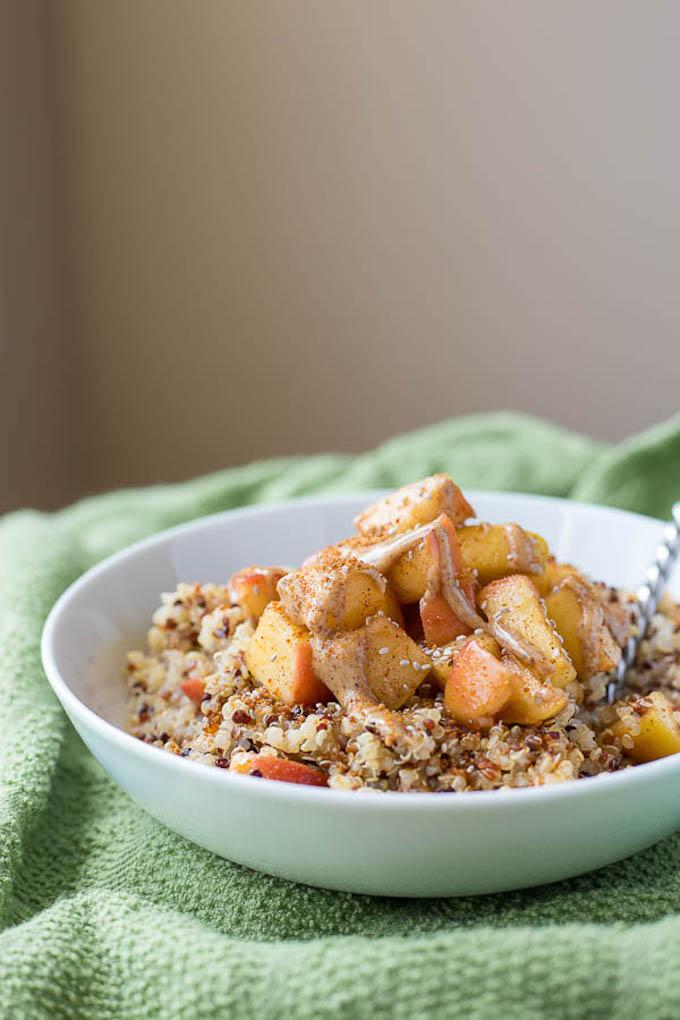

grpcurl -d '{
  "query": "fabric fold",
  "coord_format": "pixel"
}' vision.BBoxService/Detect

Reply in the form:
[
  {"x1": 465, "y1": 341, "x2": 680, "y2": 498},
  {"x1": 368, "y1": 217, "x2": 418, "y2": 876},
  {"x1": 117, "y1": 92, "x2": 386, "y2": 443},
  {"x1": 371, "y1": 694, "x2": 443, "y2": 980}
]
[{"x1": 2, "y1": 411, "x2": 680, "y2": 1020}]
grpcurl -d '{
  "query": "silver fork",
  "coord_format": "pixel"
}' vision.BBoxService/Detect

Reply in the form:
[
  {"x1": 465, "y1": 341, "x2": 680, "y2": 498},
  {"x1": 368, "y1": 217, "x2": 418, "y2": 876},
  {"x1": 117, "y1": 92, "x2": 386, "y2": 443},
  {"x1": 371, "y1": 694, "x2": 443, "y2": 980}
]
[{"x1": 607, "y1": 501, "x2": 680, "y2": 704}]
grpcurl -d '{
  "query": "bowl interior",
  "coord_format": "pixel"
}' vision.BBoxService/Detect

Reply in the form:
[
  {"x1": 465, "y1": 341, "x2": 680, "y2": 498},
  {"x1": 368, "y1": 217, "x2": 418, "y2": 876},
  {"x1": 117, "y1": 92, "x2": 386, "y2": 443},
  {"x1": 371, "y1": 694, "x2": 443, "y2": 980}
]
[{"x1": 45, "y1": 492, "x2": 678, "y2": 733}]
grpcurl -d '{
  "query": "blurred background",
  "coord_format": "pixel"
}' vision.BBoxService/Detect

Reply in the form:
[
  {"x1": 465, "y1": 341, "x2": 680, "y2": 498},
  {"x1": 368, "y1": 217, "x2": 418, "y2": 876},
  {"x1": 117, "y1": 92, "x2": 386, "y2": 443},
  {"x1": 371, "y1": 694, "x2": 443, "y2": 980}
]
[{"x1": 3, "y1": 0, "x2": 680, "y2": 512}]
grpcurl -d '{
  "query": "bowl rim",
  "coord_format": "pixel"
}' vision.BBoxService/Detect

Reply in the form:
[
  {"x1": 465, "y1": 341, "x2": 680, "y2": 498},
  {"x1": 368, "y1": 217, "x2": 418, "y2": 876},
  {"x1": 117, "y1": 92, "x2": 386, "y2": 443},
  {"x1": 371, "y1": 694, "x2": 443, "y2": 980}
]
[{"x1": 41, "y1": 488, "x2": 680, "y2": 813}]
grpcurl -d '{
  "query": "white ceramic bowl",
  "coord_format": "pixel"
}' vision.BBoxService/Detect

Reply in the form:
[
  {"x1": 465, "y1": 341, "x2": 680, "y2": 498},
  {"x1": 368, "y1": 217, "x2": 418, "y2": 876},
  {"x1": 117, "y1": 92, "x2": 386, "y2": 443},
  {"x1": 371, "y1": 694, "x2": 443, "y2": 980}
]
[{"x1": 42, "y1": 492, "x2": 680, "y2": 897}]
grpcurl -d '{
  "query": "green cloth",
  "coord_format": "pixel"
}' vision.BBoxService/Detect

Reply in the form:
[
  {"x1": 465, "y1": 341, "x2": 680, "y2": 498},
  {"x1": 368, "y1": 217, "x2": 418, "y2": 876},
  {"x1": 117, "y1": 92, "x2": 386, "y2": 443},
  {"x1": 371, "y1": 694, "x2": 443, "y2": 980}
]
[{"x1": 2, "y1": 410, "x2": 680, "y2": 1020}]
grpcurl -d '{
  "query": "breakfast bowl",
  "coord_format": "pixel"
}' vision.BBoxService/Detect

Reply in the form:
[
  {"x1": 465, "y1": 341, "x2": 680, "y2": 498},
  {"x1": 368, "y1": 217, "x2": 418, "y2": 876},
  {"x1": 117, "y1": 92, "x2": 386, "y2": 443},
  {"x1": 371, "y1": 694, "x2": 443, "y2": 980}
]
[{"x1": 41, "y1": 491, "x2": 680, "y2": 897}]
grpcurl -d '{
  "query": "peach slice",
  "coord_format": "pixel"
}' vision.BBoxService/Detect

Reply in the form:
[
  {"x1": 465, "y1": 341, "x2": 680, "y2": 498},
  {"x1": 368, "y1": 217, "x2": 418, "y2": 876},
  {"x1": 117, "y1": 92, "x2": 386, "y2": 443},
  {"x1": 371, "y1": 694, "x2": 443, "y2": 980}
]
[
  {"x1": 389, "y1": 516, "x2": 465, "y2": 603},
  {"x1": 355, "y1": 474, "x2": 474, "y2": 540},
  {"x1": 425, "y1": 637, "x2": 468, "y2": 690},
  {"x1": 420, "y1": 590, "x2": 474, "y2": 646},
  {"x1": 444, "y1": 635, "x2": 514, "y2": 728},
  {"x1": 277, "y1": 551, "x2": 402, "y2": 633},
  {"x1": 532, "y1": 558, "x2": 580, "y2": 597},
  {"x1": 479, "y1": 575, "x2": 577, "y2": 689},
  {"x1": 610, "y1": 691, "x2": 680, "y2": 763},
  {"x1": 456, "y1": 524, "x2": 549, "y2": 587},
  {"x1": 384, "y1": 515, "x2": 477, "y2": 645},
  {"x1": 499, "y1": 655, "x2": 568, "y2": 725},
  {"x1": 180, "y1": 677, "x2": 206, "y2": 709},
  {"x1": 363, "y1": 615, "x2": 431, "y2": 709},
  {"x1": 245, "y1": 602, "x2": 331, "y2": 705},
  {"x1": 545, "y1": 574, "x2": 620, "y2": 680},
  {"x1": 419, "y1": 519, "x2": 478, "y2": 645},
  {"x1": 231, "y1": 755, "x2": 328, "y2": 786},
  {"x1": 228, "y1": 565, "x2": 288, "y2": 621}
]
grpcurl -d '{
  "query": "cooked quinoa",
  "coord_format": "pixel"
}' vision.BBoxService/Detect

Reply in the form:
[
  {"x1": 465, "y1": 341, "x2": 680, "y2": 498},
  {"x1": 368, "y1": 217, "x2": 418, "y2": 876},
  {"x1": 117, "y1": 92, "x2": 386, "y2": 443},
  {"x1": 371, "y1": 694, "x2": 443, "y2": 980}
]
[{"x1": 126, "y1": 581, "x2": 680, "y2": 792}]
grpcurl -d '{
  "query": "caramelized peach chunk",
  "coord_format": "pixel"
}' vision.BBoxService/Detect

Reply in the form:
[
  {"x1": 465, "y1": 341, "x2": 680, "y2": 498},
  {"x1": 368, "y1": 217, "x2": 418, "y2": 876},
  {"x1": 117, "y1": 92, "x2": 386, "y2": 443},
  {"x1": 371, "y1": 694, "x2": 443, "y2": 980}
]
[
  {"x1": 389, "y1": 516, "x2": 468, "y2": 603},
  {"x1": 479, "y1": 575, "x2": 577, "y2": 689},
  {"x1": 180, "y1": 677, "x2": 206, "y2": 709},
  {"x1": 444, "y1": 635, "x2": 514, "y2": 729},
  {"x1": 245, "y1": 603, "x2": 331, "y2": 705},
  {"x1": 532, "y1": 558, "x2": 580, "y2": 597},
  {"x1": 545, "y1": 574, "x2": 620, "y2": 680},
  {"x1": 228, "y1": 565, "x2": 288, "y2": 621},
  {"x1": 456, "y1": 524, "x2": 549, "y2": 586},
  {"x1": 610, "y1": 692, "x2": 680, "y2": 763},
  {"x1": 231, "y1": 754, "x2": 328, "y2": 786},
  {"x1": 277, "y1": 551, "x2": 401, "y2": 633},
  {"x1": 443, "y1": 634, "x2": 568, "y2": 728},
  {"x1": 420, "y1": 592, "x2": 472, "y2": 647},
  {"x1": 389, "y1": 539, "x2": 432, "y2": 604},
  {"x1": 363, "y1": 615, "x2": 431, "y2": 709},
  {"x1": 425, "y1": 637, "x2": 468, "y2": 690},
  {"x1": 355, "y1": 474, "x2": 474, "y2": 540},
  {"x1": 499, "y1": 654, "x2": 568, "y2": 725},
  {"x1": 383, "y1": 516, "x2": 478, "y2": 644}
]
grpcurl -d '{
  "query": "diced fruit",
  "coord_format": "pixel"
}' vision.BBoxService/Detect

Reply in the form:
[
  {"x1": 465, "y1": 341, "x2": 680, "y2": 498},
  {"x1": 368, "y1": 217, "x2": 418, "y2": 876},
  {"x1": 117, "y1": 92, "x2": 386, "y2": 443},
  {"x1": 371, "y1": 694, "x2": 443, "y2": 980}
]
[
  {"x1": 389, "y1": 516, "x2": 465, "y2": 604},
  {"x1": 389, "y1": 539, "x2": 431, "y2": 604},
  {"x1": 425, "y1": 637, "x2": 468, "y2": 690},
  {"x1": 456, "y1": 524, "x2": 549, "y2": 586},
  {"x1": 545, "y1": 574, "x2": 621, "y2": 680},
  {"x1": 443, "y1": 634, "x2": 568, "y2": 728},
  {"x1": 363, "y1": 615, "x2": 431, "y2": 709},
  {"x1": 277, "y1": 551, "x2": 402, "y2": 633},
  {"x1": 444, "y1": 635, "x2": 513, "y2": 728},
  {"x1": 479, "y1": 575, "x2": 577, "y2": 689},
  {"x1": 384, "y1": 515, "x2": 477, "y2": 644},
  {"x1": 420, "y1": 593, "x2": 468, "y2": 646},
  {"x1": 228, "y1": 565, "x2": 288, "y2": 621},
  {"x1": 533, "y1": 558, "x2": 580, "y2": 597},
  {"x1": 355, "y1": 474, "x2": 474, "y2": 540},
  {"x1": 231, "y1": 754, "x2": 328, "y2": 786},
  {"x1": 499, "y1": 654, "x2": 568, "y2": 724},
  {"x1": 610, "y1": 692, "x2": 680, "y2": 763},
  {"x1": 245, "y1": 603, "x2": 331, "y2": 705},
  {"x1": 180, "y1": 677, "x2": 206, "y2": 708}
]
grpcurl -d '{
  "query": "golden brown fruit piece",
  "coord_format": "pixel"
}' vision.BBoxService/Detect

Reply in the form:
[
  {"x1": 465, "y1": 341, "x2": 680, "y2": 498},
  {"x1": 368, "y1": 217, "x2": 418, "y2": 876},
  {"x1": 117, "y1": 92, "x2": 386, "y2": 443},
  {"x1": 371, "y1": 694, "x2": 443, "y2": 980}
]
[
  {"x1": 388, "y1": 516, "x2": 472, "y2": 604},
  {"x1": 479, "y1": 575, "x2": 577, "y2": 689},
  {"x1": 420, "y1": 589, "x2": 475, "y2": 647},
  {"x1": 376, "y1": 515, "x2": 479, "y2": 644},
  {"x1": 354, "y1": 474, "x2": 474, "y2": 540},
  {"x1": 231, "y1": 755, "x2": 328, "y2": 786},
  {"x1": 456, "y1": 524, "x2": 549, "y2": 586},
  {"x1": 545, "y1": 574, "x2": 621, "y2": 680},
  {"x1": 420, "y1": 520, "x2": 479, "y2": 645},
  {"x1": 425, "y1": 636, "x2": 468, "y2": 690},
  {"x1": 444, "y1": 635, "x2": 513, "y2": 728},
  {"x1": 443, "y1": 634, "x2": 567, "y2": 728},
  {"x1": 532, "y1": 558, "x2": 580, "y2": 597},
  {"x1": 362, "y1": 615, "x2": 432, "y2": 709},
  {"x1": 610, "y1": 691, "x2": 680, "y2": 763},
  {"x1": 388, "y1": 538, "x2": 433, "y2": 604},
  {"x1": 228, "y1": 565, "x2": 288, "y2": 621},
  {"x1": 499, "y1": 653, "x2": 569, "y2": 725},
  {"x1": 180, "y1": 677, "x2": 206, "y2": 709},
  {"x1": 245, "y1": 602, "x2": 331, "y2": 705},
  {"x1": 277, "y1": 550, "x2": 402, "y2": 633}
]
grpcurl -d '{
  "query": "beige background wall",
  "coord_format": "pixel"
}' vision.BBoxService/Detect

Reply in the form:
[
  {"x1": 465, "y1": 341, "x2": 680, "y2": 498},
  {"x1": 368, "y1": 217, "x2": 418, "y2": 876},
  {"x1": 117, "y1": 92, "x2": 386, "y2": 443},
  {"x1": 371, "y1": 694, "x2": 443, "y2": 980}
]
[{"x1": 4, "y1": 0, "x2": 680, "y2": 511}]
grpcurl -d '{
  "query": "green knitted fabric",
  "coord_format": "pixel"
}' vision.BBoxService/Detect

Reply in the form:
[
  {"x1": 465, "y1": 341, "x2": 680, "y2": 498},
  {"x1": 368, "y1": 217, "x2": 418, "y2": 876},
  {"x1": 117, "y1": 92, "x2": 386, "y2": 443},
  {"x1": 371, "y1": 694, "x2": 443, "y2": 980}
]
[{"x1": 2, "y1": 411, "x2": 680, "y2": 1020}]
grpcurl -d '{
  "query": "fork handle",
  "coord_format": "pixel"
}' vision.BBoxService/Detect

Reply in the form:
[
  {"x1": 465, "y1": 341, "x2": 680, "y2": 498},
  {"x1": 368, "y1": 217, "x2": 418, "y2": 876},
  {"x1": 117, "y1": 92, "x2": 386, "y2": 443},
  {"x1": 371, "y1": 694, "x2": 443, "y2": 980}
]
[{"x1": 607, "y1": 502, "x2": 680, "y2": 704}]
